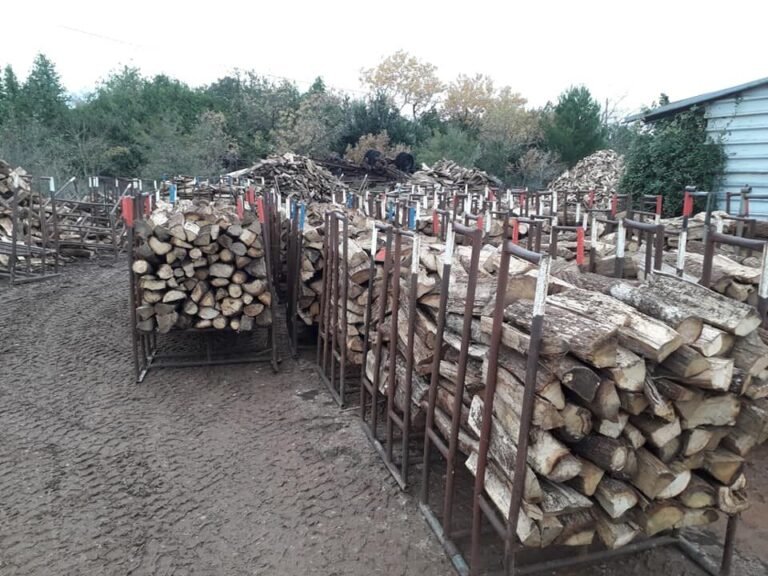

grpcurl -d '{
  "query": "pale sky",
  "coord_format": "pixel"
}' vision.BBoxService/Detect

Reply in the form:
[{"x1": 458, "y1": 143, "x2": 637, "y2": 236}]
[{"x1": 3, "y1": 0, "x2": 766, "y2": 116}]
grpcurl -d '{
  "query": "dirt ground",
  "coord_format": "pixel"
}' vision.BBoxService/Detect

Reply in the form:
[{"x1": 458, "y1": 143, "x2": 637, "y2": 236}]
[{"x1": 1, "y1": 260, "x2": 767, "y2": 576}]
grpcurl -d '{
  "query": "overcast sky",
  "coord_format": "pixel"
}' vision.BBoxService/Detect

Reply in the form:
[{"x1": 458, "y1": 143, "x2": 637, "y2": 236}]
[{"x1": 3, "y1": 0, "x2": 765, "y2": 115}]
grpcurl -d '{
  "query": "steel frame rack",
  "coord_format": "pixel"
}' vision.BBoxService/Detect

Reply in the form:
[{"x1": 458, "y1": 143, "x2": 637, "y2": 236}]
[{"x1": 127, "y1": 190, "x2": 279, "y2": 383}]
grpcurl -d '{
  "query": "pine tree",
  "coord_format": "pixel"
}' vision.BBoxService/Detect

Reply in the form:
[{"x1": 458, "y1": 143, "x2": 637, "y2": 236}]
[
  {"x1": 21, "y1": 53, "x2": 68, "y2": 125},
  {"x1": 543, "y1": 86, "x2": 605, "y2": 167}
]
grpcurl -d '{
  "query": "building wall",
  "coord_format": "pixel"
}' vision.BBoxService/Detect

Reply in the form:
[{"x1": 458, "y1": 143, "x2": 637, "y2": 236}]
[{"x1": 706, "y1": 84, "x2": 768, "y2": 217}]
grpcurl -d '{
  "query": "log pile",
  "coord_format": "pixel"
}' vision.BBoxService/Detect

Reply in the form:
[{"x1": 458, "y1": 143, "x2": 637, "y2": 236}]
[
  {"x1": 411, "y1": 159, "x2": 501, "y2": 192},
  {"x1": 296, "y1": 204, "x2": 409, "y2": 365},
  {"x1": 230, "y1": 153, "x2": 347, "y2": 201},
  {"x1": 347, "y1": 221, "x2": 767, "y2": 549},
  {"x1": 165, "y1": 176, "x2": 241, "y2": 200},
  {"x1": 0, "y1": 160, "x2": 55, "y2": 272},
  {"x1": 295, "y1": 204, "x2": 331, "y2": 327},
  {"x1": 465, "y1": 269, "x2": 766, "y2": 548},
  {"x1": 316, "y1": 156, "x2": 409, "y2": 189},
  {"x1": 550, "y1": 150, "x2": 625, "y2": 205},
  {"x1": 131, "y1": 199, "x2": 272, "y2": 333}
]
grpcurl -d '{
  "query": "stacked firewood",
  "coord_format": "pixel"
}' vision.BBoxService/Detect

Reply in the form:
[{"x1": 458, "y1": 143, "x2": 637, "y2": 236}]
[
  {"x1": 550, "y1": 150, "x2": 625, "y2": 205},
  {"x1": 354, "y1": 226, "x2": 767, "y2": 549},
  {"x1": 231, "y1": 153, "x2": 347, "y2": 201},
  {"x1": 295, "y1": 204, "x2": 386, "y2": 364},
  {"x1": 0, "y1": 161, "x2": 55, "y2": 271},
  {"x1": 315, "y1": 156, "x2": 410, "y2": 189},
  {"x1": 131, "y1": 200, "x2": 272, "y2": 333},
  {"x1": 411, "y1": 159, "x2": 501, "y2": 192},
  {"x1": 295, "y1": 204, "x2": 328, "y2": 326},
  {"x1": 165, "y1": 176, "x2": 248, "y2": 201}
]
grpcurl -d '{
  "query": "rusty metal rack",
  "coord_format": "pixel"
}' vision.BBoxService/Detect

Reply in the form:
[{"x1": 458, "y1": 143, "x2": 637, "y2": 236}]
[
  {"x1": 127, "y1": 190, "x2": 279, "y2": 384},
  {"x1": 412, "y1": 236, "x2": 741, "y2": 576},
  {"x1": 50, "y1": 177, "x2": 128, "y2": 261},
  {"x1": 316, "y1": 209, "x2": 359, "y2": 407},
  {"x1": 630, "y1": 194, "x2": 663, "y2": 223},
  {"x1": 359, "y1": 222, "x2": 424, "y2": 488},
  {"x1": 419, "y1": 221, "x2": 482, "y2": 573},
  {"x1": 701, "y1": 231, "x2": 768, "y2": 322},
  {"x1": 723, "y1": 185, "x2": 768, "y2": 221},
  {"x1": 623, "y1": 217, "x2": 665, "y2": 278},
  {"x1": 559, "y1": 190, "x2": 594, "y2": 228},
  {"x1": 511, "y1": 218, "x2": 544, "y2": 253},
  {"x1": 0, "y1": 175, "x2": 60, "y2": 285},
  {"x1": 549, "y1": 224, "x2": 586, "y2": 266},
  {"x1": 285, "y1": 199, "x2": 313, "y2": 357}
]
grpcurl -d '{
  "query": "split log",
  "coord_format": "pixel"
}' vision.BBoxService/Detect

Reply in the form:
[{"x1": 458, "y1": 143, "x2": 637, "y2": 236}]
[
  {"x1": 645, "y1": 274, "x2": 761, "y2": 337},
  {"x1": 691, "y1": 325, "x2": 734, "y2": 357},
  {"x1": 567, "y1": 457, "x2": 604, "y2": 497},
  {"x1": 629, "y1": 414, "x2": 681, "y2": 448},
  {"x1": 548, "y1": 288, "x2": 682, "y2": 363},
  {"x1": 502, "y1": 299, "x2": 618, "y2": 368},
  {"x1": 465, "y1": 452, "x2": 542, "y2": 546},
  {"x1": 595, "y1": 477, "x2": 638, "y2": 519},
  {"x1": 675, "y1": 392, "x2": 741, "y2": 429},
  {"x1": 732, "y1": 330, "x2": 768, "y2": 376},
  {"x1": 703, "y1": 449, "x2": 744, "y2": 485},
  {"x1": 606, "y1": 347, "x2": 645, "y2": 392},
  {"x1": 571, "y1": 436, "x2": 630, "y2": 474},
  {"x1": 618, "y1": 390, "x2": 649, "y2": 416},
  {"x1": 678, "y1": 474, "x2": 716, "y2": 509},
  {"x1": 631, "y1": 497, "x2": 683, "y2": 536},
  {"x1": 469, "y1": 396, "x2": 580, "y2": 483},
  {"x1": 607, "y1": 282, "x2": 703, "y2": 343},
  {"x1": 593, "y1": 509, "x2": 640, "y2": 549},
  {"x1": 631, "y1": 448, "x2": 675, "y2": 499}
]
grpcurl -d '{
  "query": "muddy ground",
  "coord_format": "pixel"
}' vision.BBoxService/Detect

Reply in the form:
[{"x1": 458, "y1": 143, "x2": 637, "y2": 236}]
[{"x1": 1, "y1": 260, "x2": 766, "y2": 575}]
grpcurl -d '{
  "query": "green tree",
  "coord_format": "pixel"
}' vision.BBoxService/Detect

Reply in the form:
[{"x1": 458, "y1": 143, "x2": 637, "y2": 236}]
[
  {"x1": 543, "y1": 86, "x2": 605, "y2": 166},
  {"x1": 621, "y1": 108, "x2": 726, "y2": 216},
  {"x1": 337, "y1": 93, "x2": 418, "y2": 153},
  {"x1": 20, "y1": 54, "x2": 68, "y2": 126},
  {"x1": 3, "y1": 65, "x2": 21, "y2": 117},
  {"x1": 416, "y1": 125, "x2": 481, "y2": 167},
  {"x1": 205, "y1": 71, "x2": 301, "y2": 161},
  {"x1": 273, "y1": 90, "x2": 346, "y2": 157},
  {"x1": 0, "y1": 72, "x2": 6, "y2": 124}
]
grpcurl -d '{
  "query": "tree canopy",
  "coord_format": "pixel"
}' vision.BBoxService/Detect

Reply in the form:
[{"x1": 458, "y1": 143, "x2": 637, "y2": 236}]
[
  {"x1": 620, "y1": 107, "x2": 726, "y2": 216},
  {"x1": 0, "y1": 51, "x2": 641, "y2": 190},
  {"x1": 542, "y1": 86, "x2": 605, "y2": 167}
]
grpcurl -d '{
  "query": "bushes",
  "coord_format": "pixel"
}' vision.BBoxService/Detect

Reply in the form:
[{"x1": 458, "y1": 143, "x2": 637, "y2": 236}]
[{"x1": 620, "y1": 109, "x2": 726, "y2": 217}]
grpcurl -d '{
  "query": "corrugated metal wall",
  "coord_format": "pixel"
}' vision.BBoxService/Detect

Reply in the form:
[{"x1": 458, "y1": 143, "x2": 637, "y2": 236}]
[{"x1": 706, "y1": 84, "x2": 768, "y2": 217}]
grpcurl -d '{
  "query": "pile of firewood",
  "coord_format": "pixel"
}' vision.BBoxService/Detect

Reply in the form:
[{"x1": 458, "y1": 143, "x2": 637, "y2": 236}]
[
  {"x1": 230, "y1": 153, "x2": 347, "y2": 201},
  {"x1": 131, "y1": 200, "x2": 272, "y2": 333},
  {"x1": 165, "y1": 176, "x2": 248, "y2": 201},
  {"x1": 295, "y1": 204, "x2": 384, "y2": 364},
  {"x1": 411, "y1": 159, "x2": 501, "y2": 192},
  {"x1": 550, "y1": 150, "x2": 625, "y2": 205},
  {"x1": 294, "y1": 204, "x2": 328, "y2": 326},
  {"x1": 316, "y1": 156, "x2": 410, "y2": 188},
  {"x1": 0, "y1": 161, "x2": 54, "y2": 272},
  {"x1": 351, "y1": 223, "x2": 767, "y2": 549}
]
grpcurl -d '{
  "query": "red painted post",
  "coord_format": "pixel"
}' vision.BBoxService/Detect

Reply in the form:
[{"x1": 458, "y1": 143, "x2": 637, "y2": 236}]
[
  {"x1": 121, "y1": 196, "x2": 134, "y2": 227},
  {"x1": 683, "y1": 192, "x2": 694, "y2": 217},
  {"x1": 576, "y1": 227, "x2": 585, "y2": 265},
  {"x1": 257, "y1": 197, "x2": 265, "y2": 223}
]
